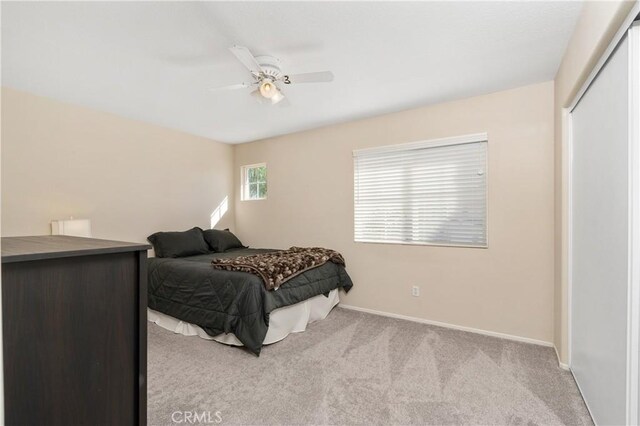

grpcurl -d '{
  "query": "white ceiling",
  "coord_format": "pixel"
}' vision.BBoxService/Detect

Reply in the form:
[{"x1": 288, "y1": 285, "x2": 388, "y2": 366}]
[{"x1": 2, "y1": 1, "x2": 582, "y2": 144}]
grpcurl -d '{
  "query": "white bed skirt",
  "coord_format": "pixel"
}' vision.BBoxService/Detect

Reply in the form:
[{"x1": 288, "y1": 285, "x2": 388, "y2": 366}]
[{"x1": 148, "y1": 289, "x2": 340, "y2": 346}]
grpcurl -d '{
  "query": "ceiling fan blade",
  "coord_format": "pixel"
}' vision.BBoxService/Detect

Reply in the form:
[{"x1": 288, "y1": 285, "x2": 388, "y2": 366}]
[
  {"x1": 210, "y1": 82, "x2": 253, "y2": 92},
  {"x1": 285, "y1": 71, "x2": 334, "y2": 84},
  {"x1": 229, "y1": 45, "x2": 263, "y2": 75}
]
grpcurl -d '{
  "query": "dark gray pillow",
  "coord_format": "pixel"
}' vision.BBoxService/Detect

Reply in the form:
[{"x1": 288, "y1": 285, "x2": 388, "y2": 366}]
[
  {"x1": 147, "y1": 227, "x2": 209, "y2": 258},
  {"x1": 202, "y1": 228, "x2": 246, "y2": 252}
]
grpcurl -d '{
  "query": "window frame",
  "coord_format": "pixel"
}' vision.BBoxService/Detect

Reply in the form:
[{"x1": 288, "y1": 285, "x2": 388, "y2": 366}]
[
  {"x1": 241, "y1": 162, "x2": 268, "y2": 201},
  {"x1": 352, "y1": 133, "x2": 489, "y2": 249}
]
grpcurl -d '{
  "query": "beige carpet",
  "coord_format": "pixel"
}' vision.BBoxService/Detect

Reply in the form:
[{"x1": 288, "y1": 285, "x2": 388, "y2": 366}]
[{"x1": 148, "y1": 307, "x2": 592, "y2": 425}]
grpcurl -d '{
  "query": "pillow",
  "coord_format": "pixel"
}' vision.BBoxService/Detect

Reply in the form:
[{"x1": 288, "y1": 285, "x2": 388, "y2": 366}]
[
  {"x1": 147, "y1": 227, "x2": 210, "y2": 258},
  {"x1": 202, "y1": 228, "x2": 246, "y2": 252}
]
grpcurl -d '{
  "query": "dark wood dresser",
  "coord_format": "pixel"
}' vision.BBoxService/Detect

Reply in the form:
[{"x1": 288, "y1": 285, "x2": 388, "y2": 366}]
[{"x1": 1, "y1": 236, "x2": 151, "y2": 426}]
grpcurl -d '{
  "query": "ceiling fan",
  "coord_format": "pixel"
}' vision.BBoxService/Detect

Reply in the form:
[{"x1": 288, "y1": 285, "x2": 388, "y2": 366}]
[{"x1": 212, "y1": 45, "x2": 334, "y2": 105}]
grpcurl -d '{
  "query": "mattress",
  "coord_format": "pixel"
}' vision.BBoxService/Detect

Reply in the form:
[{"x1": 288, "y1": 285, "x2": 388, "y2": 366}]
[{"x1": 148, "y1": 288, "x2": 339, "y2": 346}]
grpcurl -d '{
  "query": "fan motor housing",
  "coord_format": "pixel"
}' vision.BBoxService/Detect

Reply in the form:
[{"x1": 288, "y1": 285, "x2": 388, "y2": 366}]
[{"x1": 255, "y1": 55, "x2": 283, "y2": 80}]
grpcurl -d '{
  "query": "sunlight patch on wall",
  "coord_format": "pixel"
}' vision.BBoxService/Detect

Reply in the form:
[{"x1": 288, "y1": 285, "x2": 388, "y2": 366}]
[{"x1": 210, "y1": 196, "x2": 229, "y2": 228}]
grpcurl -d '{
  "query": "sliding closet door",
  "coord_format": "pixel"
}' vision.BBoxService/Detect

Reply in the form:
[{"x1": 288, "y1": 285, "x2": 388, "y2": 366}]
[{"x1": 570, "y1": 33, "x2": 631, "y2": 425}]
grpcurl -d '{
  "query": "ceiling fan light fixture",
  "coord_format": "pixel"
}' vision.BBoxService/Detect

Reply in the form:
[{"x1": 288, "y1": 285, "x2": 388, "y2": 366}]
[
  {"x1": 271, "y1": 89, "x2": 285, "y2": 105},
  {"x1": 222, "y1": 45, "x2": 335, "y2": 107},
  {"x1": 259, "y1": 79, "x2": 277, "y2": 98}
]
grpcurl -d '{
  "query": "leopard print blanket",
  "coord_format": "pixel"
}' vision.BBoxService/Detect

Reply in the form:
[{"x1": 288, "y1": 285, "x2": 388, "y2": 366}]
[{"x1": 211, "y1": 246, "x2": 346, "y2": 290}]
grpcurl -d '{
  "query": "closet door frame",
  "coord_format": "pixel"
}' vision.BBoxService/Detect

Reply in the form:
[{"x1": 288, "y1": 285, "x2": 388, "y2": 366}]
[
  {"x1": 629, "y1": 21, "x2": 640, "y2": 426},
  {"x1": 567, "y1": 16, "x2": 640, "y2": 426}
]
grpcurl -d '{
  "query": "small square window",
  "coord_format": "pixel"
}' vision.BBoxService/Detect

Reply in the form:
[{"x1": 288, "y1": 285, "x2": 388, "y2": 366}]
[{"x1": 241, "y1": 163, "x2": 267, "y2": 201}]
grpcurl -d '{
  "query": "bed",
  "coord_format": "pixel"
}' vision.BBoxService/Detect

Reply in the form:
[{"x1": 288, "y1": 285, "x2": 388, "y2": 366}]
[{"x1": 147, "y1": 248, "x2": 353, "y2": 355}]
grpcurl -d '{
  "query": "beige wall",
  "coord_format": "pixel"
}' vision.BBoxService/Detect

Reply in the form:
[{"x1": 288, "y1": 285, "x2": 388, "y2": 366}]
[
  {"x1": 1, "y1": 87, "x2": 235, "y2": 244},
  {"x1": 235, "y1": 81, "x2": 555, "y2": 343},
  {"x1": 553, "y1": 0, "x2": 637, "y2": 363}
]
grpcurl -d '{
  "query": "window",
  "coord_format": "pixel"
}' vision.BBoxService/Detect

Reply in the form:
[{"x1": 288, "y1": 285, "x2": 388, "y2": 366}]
[
  {"x1": 353, "y1": 134, "x2": 487, "y2": 247},
  {"x1": 241, "y1": 163, "x2": 267, "y2": 200}
]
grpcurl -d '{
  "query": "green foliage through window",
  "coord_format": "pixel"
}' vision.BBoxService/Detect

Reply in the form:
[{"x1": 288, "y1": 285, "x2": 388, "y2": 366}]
[{"x1": 243, "y1": 164, "x2": 267, "y2": 200}]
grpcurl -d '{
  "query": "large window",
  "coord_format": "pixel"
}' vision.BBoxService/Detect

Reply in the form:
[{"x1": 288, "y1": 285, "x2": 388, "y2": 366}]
[
  {"x1": 353, "y1": 134, "x2": 487, "y2": 247},
  {"x1": 241, "y1": 163, "x2": 267, "y2": 201}
]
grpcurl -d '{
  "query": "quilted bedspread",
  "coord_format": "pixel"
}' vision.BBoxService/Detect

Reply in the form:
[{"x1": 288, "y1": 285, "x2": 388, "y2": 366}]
[{"x1": 147, "y1": 248, "x2": 353, "y2": 355}]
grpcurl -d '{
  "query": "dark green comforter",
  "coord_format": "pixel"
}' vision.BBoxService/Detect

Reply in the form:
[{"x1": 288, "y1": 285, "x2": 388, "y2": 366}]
[{"x1": 148, "y1": 248, "x2": 353, "y2": 355}]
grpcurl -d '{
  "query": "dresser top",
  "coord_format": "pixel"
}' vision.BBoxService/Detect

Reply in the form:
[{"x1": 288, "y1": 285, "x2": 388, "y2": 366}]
[{"x1": 1, "y1": 235, "x2": 151, "y2": 263}]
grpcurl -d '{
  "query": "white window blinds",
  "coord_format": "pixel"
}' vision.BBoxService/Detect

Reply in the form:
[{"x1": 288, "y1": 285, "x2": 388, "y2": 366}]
[{"x1": 353, "y1": 134, "x2": 488, "y2": 247}]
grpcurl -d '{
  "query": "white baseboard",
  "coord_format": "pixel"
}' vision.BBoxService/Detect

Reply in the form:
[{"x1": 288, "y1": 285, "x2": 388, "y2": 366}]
[
  {"x1": 554, "y1": 345, "x2": 571, "y2": 371},
  {"x1": 338, "y1": 303, "x2": 553, "y2": 347}
]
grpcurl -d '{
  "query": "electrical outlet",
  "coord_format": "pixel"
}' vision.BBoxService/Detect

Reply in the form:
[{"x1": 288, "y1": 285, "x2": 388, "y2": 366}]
[{"x1": 412, "y1": 286, "x2": 420, "y2": 297}]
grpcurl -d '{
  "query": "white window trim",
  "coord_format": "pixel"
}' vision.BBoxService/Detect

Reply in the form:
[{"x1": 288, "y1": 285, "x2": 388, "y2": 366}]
[
  {"x1": 353, "y1": 132, "x2": 489, "y2": 249},
  {"x1": 240, "y1": 162, "x2": 267, "y2": 201}
]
